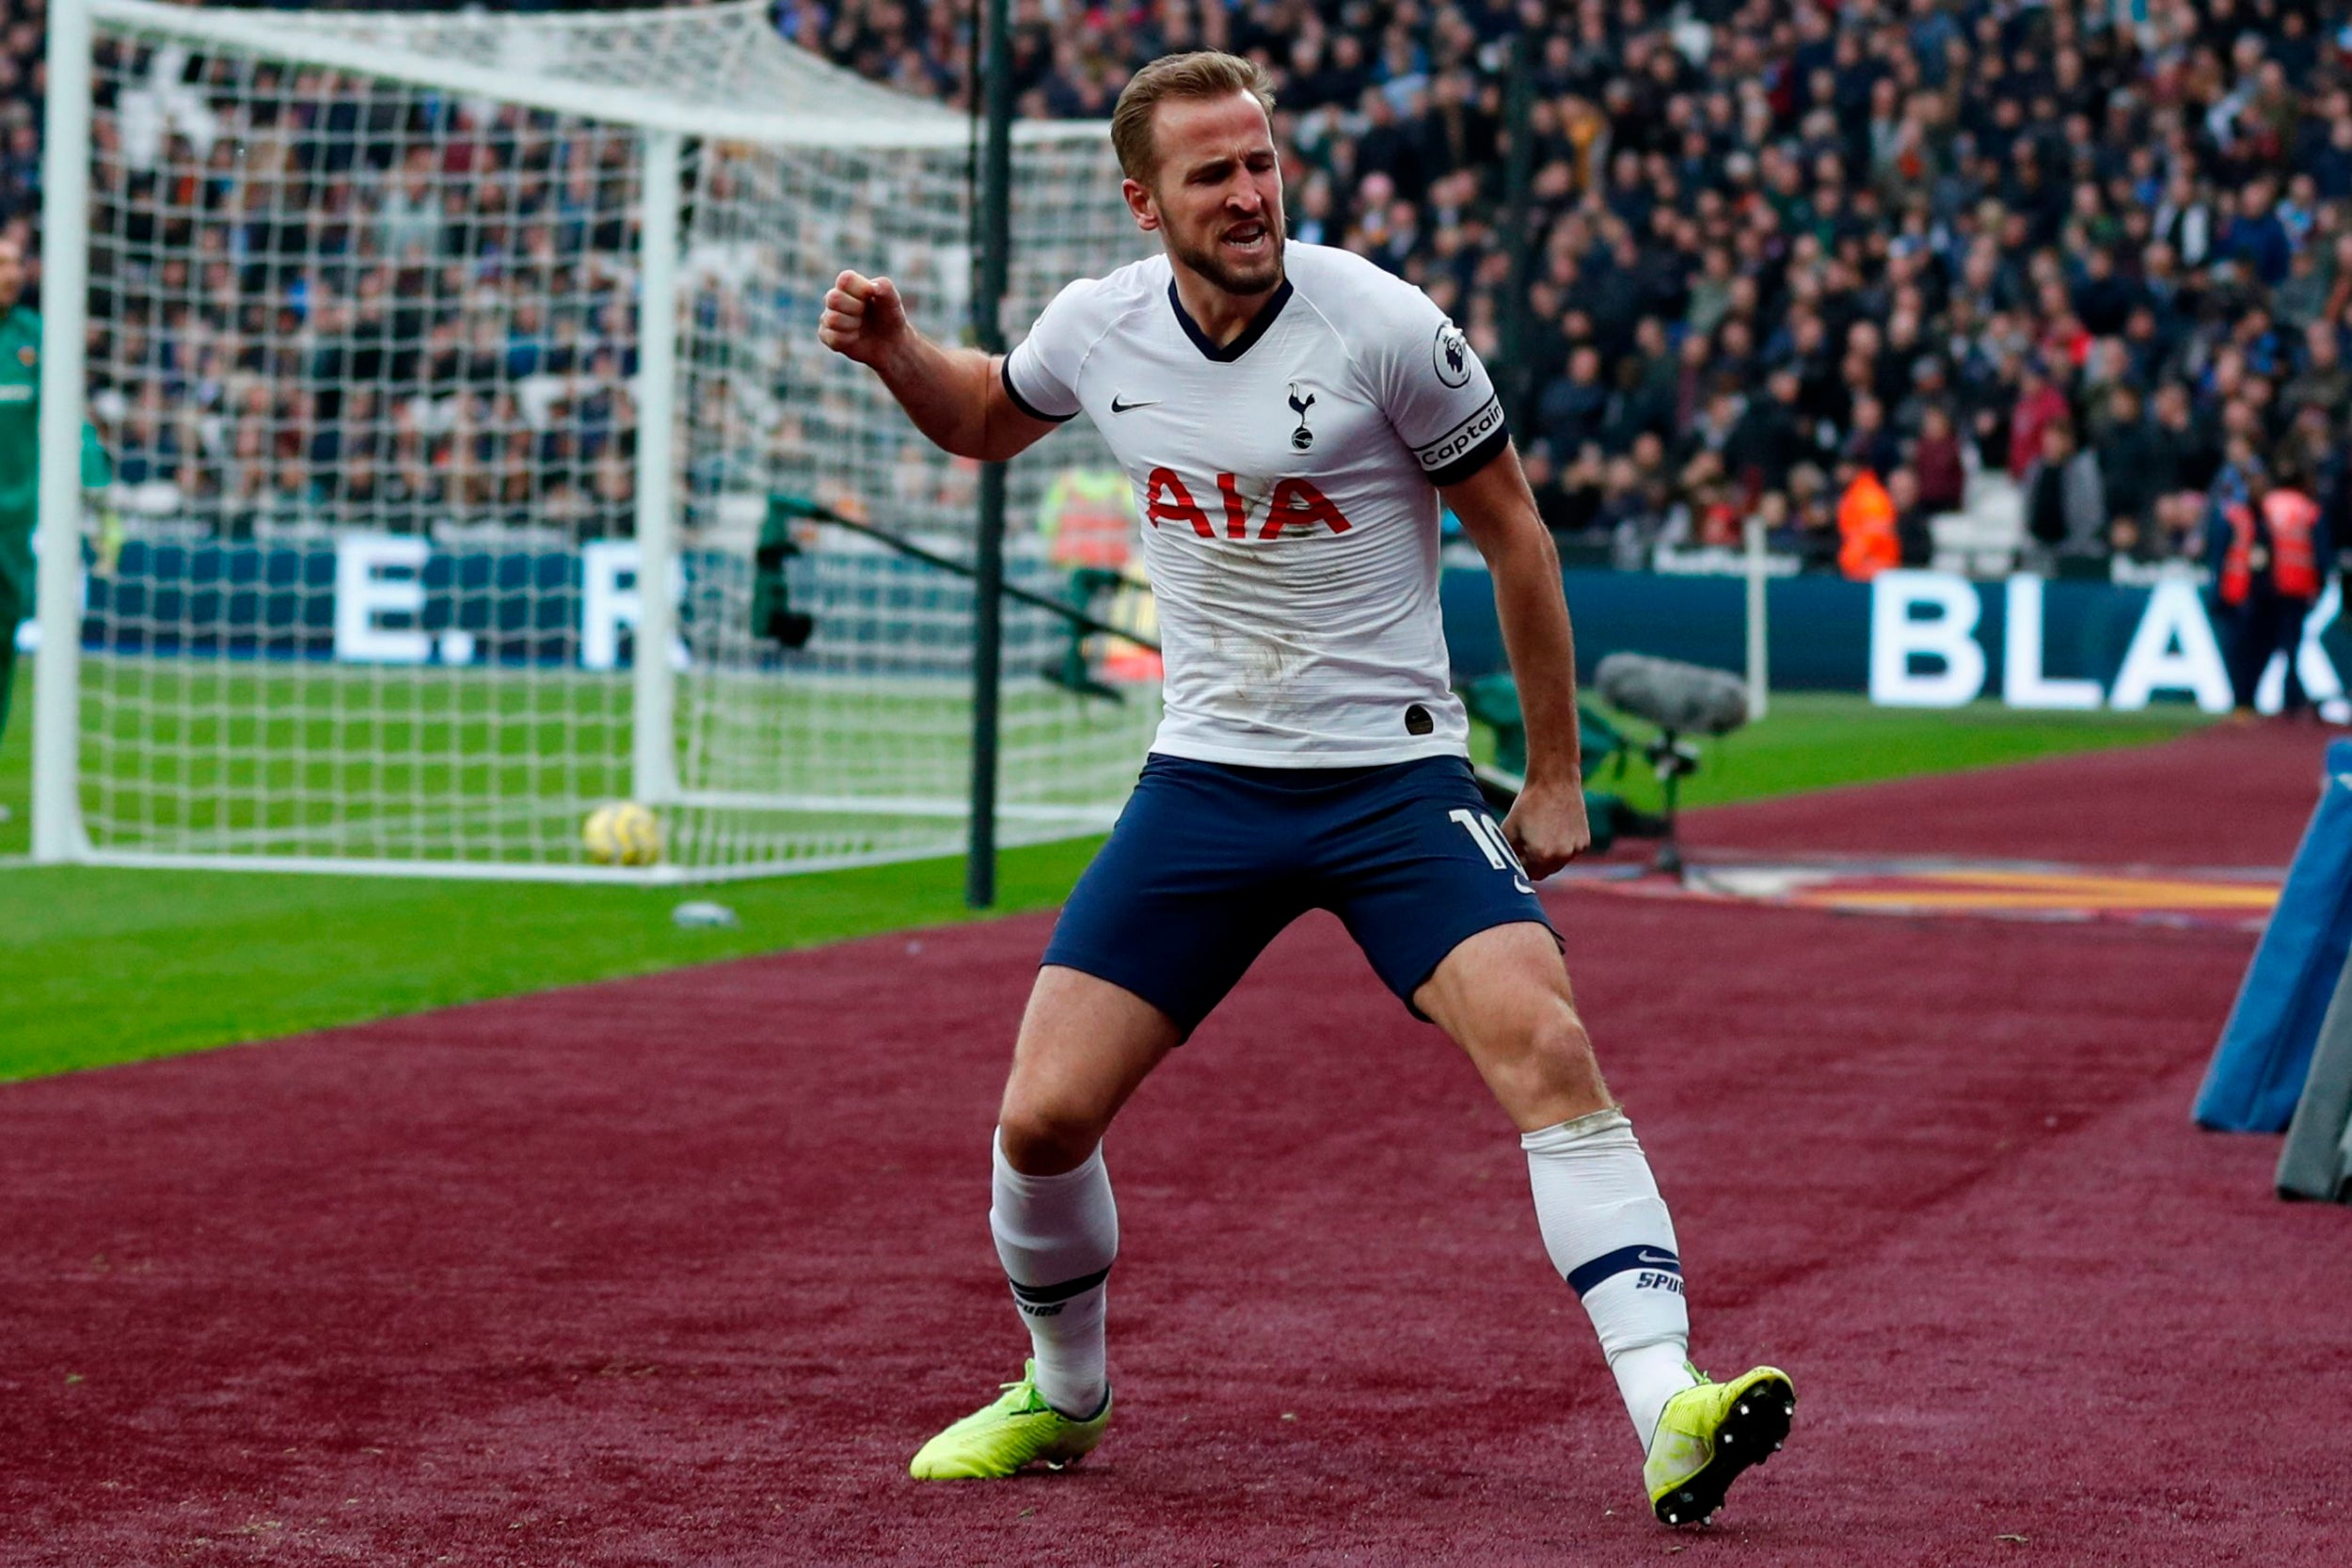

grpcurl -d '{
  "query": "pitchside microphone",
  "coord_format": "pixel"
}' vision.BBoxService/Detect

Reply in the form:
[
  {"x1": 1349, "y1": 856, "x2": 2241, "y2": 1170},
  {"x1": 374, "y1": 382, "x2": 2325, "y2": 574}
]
[
  {"x1": 1593, "y1": 653, "x2": 1750, "y2": 738},
  {"x1": 1592, "y1": 654, "x2": 1748, "y2": 881}
]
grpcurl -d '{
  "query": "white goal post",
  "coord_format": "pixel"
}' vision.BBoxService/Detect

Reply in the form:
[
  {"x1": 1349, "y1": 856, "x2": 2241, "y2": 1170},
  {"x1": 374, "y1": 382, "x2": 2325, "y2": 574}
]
[{"x1": 34, "y1": 0, "x2": 1158, "y2": 881}]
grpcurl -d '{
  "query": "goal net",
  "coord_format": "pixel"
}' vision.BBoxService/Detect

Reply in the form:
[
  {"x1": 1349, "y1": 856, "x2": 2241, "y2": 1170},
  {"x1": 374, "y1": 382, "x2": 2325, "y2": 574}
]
[{"x1": 38, "y1": 0, "x2": 1159, "y2": 880}]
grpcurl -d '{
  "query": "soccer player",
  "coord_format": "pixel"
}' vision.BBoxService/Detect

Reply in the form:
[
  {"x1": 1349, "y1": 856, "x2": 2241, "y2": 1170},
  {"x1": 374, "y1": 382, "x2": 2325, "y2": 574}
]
[
  {"x1": 818, "y1": 53, "x2": 1794, "y2": 1527},
  {"x1": 0, "y1": 231, "x2": 108, "y2": 818}
]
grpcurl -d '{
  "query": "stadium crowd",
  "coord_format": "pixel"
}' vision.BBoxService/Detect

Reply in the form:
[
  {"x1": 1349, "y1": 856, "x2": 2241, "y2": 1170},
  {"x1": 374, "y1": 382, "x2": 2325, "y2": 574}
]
[
  {"x1": 66, "y1": 14, "x2": 656, "y2": 546},
  {"x1": 808, "y1": 0, "x2": 2352, "y2": 595},
  {"x1": 14, "y1": 0, "x2": 2350, "y2": 657}
]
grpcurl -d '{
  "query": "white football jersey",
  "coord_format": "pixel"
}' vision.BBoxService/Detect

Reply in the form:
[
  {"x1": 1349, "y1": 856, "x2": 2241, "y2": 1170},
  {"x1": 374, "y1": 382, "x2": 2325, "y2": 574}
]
[{"x1": 1003, "y1": 243, "x2": 1508, "y2": 767}]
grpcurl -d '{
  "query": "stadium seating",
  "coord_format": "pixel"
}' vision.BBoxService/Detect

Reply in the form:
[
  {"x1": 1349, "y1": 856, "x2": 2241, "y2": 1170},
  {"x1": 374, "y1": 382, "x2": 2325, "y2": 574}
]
[
  {"x1": 812, "y1": 0, "x2": 2352, "y2": 589},
  {"x1": 9, "y1": 0, "x2": 2348, "y2": 599}
]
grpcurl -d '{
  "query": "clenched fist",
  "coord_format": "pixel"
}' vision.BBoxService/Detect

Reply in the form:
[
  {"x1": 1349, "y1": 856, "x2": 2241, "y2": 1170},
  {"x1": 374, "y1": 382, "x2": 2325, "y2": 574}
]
[
  {"x1": 1501, "y1": 776, "x2": 1592, "y2": 881},
  {"x1": 818, "y1": 270, "x2": 909, "y2": 367}
]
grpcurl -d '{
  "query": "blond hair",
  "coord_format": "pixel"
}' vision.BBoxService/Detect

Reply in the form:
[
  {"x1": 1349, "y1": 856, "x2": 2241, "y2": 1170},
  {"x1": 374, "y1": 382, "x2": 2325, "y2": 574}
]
[{"x1": 1110, "y1": 51, "x2": 1277, "y2": 186}]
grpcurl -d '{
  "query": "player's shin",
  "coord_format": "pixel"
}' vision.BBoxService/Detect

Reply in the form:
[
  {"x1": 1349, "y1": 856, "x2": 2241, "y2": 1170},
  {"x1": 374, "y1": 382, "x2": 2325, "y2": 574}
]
[
  {"x1": 989, "y1": 1131, "x2": 1117, "y2": 1418},
  {"x1": 1522, "y1": 1109, "x2": 1699, "y2": 1449}
]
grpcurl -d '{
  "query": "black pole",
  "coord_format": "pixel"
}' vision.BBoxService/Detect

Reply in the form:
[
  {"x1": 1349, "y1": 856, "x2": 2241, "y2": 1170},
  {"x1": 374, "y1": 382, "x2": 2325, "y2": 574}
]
[
  {"x1": 1499, "y1": 27, "x2": 1536, "y2": 436},
  {"x1": 966, "y1": 0, "x2": 1013, "y2": 909}
]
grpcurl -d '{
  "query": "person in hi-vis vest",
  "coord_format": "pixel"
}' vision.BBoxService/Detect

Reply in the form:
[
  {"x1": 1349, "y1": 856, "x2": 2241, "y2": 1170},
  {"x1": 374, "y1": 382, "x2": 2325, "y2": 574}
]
[
  {"x1": 1039, "y1": 466, "x2": 1159, "y2": 682},
  {"x1": 2212, "y1": 458, "x2": 2331, "y2": 714}
]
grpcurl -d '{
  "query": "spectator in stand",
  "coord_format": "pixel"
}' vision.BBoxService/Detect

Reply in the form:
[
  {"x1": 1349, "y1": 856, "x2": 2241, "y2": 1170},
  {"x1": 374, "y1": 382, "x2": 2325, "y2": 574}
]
[
  {"x1": 2020, "y1": 421, "x2": 2106, "y2": 574},
  {"x1": 1890, "y1": 467, "x2": 1936, "y2": 569},
  {"x1": 2094, "y1": 385, "x2": 2164, "y2": 558},
  {"x1": 1724, "y1": 369, "x2": 1817, "y2": 498},
  {"x1": 2007, "y1": 363, "x2": 2073, "y2": 483},
  {"x1": 1537, "y1": 343, "x2": 1611, "y2": 457},
  {"x1": 2287, "y1": 319, "x2": 2352, "y2": 413},
  {"x1": 1841, "y1": 395, "x2": 1901, "y2": 483},
  {"x1": 1911, "y1": 404, "x2": 1968, "y2": 516}
]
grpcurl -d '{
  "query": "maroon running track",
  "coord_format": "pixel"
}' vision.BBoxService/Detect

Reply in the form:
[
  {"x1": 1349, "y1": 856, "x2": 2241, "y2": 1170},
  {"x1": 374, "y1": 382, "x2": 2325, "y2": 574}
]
[{"x1": 4, "y1": 723, "x2": 2348, "y2": 1566}]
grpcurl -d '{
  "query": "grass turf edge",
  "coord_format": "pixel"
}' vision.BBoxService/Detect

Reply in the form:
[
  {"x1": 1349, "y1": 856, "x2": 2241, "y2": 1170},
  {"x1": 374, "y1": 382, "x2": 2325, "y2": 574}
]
[{"x1": 2, "y1": 677, "x2": 2209, "y2": 1083}]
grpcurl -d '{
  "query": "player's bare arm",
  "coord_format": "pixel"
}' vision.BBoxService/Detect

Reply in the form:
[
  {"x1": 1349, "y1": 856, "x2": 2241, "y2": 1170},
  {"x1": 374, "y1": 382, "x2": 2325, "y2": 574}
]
[
  {"x1": 817, "y1": 270, "x2": 1059, "y2": 462},
  {"x1": 1442, "y1": 444, "x2": 1592, "y2": 879}
]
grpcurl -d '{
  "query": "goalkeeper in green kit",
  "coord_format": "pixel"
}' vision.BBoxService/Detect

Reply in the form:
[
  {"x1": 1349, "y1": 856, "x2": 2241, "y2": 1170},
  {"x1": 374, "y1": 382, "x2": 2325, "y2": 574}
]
[{"x1": 0, "y1": 231, "x2": 109, "y2": 816}]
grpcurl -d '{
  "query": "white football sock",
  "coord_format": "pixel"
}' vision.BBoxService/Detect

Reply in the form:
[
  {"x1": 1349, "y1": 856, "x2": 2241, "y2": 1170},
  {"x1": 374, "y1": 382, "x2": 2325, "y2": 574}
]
[
  {"x1": 1522, "y1": 1108, "x2": 1698, "y2": 1449},
  {"x1": 989, "y1": 1130, "x2": 1117, "y2": 1418}
]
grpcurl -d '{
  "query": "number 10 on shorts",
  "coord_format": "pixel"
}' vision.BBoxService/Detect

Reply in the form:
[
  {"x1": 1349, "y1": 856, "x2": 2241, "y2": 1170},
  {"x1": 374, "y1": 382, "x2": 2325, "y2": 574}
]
[{"x1": 1449, "y1": 808, "x2": 1525, "y2": 874}]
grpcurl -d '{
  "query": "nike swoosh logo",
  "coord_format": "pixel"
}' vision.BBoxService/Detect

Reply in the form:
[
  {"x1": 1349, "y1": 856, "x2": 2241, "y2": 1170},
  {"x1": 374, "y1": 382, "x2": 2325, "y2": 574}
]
[
  {"x1": 1109, "y1": 395, "x2": 1161, "y2": 413},
  {"x1": 1635, "y1": 1249, "x2": 1679, "y2": 1268},
  {"x1": 1514, "y1": 877, "x2": 1535, "y2": 895}
]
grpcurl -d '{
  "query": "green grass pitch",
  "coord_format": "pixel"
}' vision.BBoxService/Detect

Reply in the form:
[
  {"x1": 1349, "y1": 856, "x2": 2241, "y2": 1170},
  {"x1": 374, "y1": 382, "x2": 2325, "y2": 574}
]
[
  {"x1": 58, "y1": 652, "x2": 1146, "y2": 867},
  {"x1": 1, "y1": 657, "x2": 2207, "y2": 1083}
]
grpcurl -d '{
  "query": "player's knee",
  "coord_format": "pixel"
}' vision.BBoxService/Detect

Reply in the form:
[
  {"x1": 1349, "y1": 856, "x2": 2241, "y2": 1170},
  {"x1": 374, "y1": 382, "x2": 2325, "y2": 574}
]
[
  {"x1": 1493, "y1": 1001, "x2": 1608, "y2": 1124},
  {"x1": 996, "y1": 1101, "x2": 1106, "y2": 1176},
  {"x1": 1532, "y1": 1003, "x2": 1602, "y2": 1080}
]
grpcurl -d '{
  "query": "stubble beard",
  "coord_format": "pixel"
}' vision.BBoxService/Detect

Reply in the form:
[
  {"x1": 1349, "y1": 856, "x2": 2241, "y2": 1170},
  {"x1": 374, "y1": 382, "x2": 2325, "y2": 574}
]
[{"x1": 1168, "y1": 215, "x2": 1286, "y2": 298}]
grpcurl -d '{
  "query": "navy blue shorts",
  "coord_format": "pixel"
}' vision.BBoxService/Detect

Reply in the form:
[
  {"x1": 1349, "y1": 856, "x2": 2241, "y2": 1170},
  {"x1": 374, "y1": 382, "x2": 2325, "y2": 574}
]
[{"x1": 1041, "y1": 753, "x2": 1557, "y2": 1036}]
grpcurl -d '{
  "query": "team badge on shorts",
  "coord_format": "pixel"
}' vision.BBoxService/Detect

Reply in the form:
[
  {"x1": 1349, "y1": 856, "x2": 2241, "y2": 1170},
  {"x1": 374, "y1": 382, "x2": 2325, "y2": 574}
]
[{"x1": 16, "y1": 346, "x2": 32, "y2": 367}]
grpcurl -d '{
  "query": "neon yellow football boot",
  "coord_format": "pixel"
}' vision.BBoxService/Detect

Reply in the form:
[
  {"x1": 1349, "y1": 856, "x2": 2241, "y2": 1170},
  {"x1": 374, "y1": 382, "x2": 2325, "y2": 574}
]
[
  {"x1": 908, "y1": 1360, "x2": 1112, "y2": 1480},
  {"x1": 1645, "y1": 1364, "x2": 1795, "y2": 1526}
]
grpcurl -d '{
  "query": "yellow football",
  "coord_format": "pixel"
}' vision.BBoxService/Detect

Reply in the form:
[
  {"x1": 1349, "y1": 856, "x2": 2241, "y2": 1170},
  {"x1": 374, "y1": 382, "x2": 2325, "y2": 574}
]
[{"x1": 582, "y1": 800, "x2": 661, "y2": 866}]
